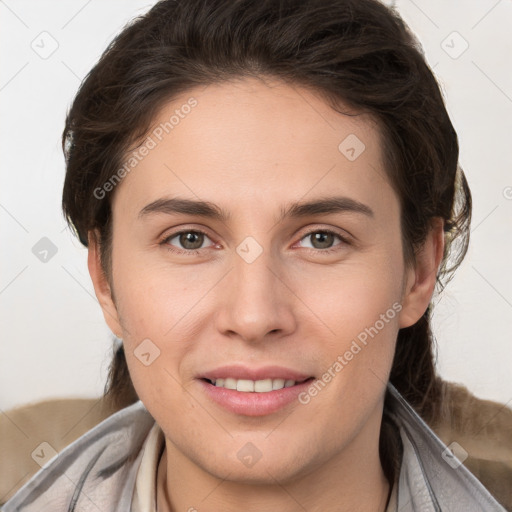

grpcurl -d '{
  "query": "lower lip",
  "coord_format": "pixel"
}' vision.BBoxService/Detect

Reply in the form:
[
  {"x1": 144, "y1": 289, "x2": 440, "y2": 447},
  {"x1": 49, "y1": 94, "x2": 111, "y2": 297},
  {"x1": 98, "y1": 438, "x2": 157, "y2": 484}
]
[{"x1": 198, "y1": 378, "x2": 314, "y2": 417}]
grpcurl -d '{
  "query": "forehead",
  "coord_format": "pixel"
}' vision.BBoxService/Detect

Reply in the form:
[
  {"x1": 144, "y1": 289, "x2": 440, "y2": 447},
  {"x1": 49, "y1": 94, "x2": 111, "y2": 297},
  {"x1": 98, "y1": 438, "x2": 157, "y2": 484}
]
[{"x1": 111, "y1": 77, "x2": 393, "y2": 219}]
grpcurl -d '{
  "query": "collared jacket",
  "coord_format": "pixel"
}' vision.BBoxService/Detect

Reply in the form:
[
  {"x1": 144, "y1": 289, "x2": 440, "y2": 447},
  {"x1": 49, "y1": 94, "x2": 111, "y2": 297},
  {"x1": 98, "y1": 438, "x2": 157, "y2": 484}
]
[{"x1": 2, "y1": 383, "x2": 507, "y2": 511}]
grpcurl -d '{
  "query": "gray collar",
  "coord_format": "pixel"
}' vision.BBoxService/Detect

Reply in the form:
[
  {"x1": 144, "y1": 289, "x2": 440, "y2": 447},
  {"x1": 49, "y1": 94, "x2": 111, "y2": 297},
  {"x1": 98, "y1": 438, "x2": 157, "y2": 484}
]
[{"x1": 385, "y1": 382, "x2": 506, "y2": 511}]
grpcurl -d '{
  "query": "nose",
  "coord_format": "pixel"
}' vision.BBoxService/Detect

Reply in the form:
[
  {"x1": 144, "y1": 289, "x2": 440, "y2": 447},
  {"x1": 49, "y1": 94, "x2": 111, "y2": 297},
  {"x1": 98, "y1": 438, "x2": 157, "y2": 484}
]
[{"x1": 214, "y1": 243, "x2": 297, "y2": 344}]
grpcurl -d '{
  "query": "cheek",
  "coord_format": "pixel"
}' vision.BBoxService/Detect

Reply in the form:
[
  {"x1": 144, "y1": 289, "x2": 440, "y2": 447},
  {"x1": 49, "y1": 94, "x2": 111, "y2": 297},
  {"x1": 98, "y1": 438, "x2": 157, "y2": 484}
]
[
  {"x1": 110, "y1": 257, "x2": 202, "y2": 403},
  {"x1": 112, "y1": 251, "x2": 206, "y2": 338},
  {"x1": 299, "y1": 251, "x2": 404, "y2": 398},
  {"x1": 299, "y1": 250, "x2": 404, "y2": 336}
]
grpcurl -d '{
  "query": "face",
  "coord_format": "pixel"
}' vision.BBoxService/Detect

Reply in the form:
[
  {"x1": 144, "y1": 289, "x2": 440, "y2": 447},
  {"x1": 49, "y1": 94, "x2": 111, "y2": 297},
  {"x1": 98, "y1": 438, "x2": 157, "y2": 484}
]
[{"x1": 90, "y1": 76, "x2": 437, "y2": 485}]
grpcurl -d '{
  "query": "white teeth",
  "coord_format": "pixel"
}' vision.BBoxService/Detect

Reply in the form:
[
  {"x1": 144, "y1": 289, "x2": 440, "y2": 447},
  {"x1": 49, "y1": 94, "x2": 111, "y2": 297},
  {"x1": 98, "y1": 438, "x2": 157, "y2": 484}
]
[
  {"x1": 212, "y1": 378, "x2": 297, "y2": 392},
  {"x1": 236, "y1": 379, "x2": 254, "y2": 392},
  {"x1": 272, "y1": 378, "x2": 285, "y2": 390},
  {"x1": 224, "y1": 378, "x2": 237, "y2": 390},
  {"x1": 254, "y1": 379, "x2": 273, "y2": 392}
]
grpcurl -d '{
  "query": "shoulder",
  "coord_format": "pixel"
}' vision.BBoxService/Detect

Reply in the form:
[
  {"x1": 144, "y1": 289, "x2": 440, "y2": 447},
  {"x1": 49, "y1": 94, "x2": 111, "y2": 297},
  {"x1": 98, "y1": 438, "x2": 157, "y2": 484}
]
[
  {"x1": 386, "y1": 381, "x2": 511, "y2": 511},
  {"x1": 1, "y1": 398, "x2": 154, "y2": 511},
  {"x1": 0, "y1": 396, "x2": 116, "y2": 503},
  {"x1": 430, "y1": 380, "x2": 512, "y2": 510}
]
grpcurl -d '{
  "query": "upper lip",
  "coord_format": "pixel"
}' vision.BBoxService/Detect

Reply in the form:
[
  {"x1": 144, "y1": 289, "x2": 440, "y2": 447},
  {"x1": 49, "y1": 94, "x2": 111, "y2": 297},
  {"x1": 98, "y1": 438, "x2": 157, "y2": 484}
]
[{"x1": 200, "y1": 365, "x2": 313, "y2": 382}]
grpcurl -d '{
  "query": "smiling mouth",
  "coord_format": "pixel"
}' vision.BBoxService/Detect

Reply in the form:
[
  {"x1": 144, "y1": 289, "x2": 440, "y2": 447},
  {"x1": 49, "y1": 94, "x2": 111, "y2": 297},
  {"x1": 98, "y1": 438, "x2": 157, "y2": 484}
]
[{"x1": 202, "y1": 377, "x2": 314, "y2": 392}]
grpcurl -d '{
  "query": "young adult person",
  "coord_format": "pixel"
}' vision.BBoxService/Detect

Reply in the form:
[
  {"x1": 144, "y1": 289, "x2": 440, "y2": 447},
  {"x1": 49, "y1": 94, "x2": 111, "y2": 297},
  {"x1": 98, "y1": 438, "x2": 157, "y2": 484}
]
[{"x1": 3, "y1": 0, "x2": 508, "y2": 510}]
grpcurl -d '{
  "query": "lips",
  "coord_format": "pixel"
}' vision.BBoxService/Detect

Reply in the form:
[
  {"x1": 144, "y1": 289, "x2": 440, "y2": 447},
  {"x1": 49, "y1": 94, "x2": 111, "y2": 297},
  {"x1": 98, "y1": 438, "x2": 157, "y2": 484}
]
[{"x1": 197, "y1": 365, "x2": 315, "y2": 416}]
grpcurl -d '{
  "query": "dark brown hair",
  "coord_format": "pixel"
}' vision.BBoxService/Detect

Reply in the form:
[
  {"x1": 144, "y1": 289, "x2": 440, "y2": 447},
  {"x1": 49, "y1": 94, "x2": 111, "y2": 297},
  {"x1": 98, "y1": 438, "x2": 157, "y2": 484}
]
[{"x1": 61, "y1": 0, "x2": 471, "y2": 472}]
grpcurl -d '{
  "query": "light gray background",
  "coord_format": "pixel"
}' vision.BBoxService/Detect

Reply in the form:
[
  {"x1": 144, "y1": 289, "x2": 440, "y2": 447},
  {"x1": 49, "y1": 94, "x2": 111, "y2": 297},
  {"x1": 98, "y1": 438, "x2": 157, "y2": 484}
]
[{"x1": 1, "y1": 0, "x2": 511, "y2": 411}]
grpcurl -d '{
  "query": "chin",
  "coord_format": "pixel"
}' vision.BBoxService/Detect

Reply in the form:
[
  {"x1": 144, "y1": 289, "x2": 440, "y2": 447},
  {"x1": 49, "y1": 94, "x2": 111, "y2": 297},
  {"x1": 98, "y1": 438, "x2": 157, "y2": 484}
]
[{"x1": 197, "y1": 444, "x2": 318, "y2": 486}]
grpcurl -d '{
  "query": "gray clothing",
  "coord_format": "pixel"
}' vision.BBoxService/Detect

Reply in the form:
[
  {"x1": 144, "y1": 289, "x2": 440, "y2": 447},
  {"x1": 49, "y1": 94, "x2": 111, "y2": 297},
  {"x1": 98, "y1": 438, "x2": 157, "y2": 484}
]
[{"x1": 2, "y1": 383, "x2": 506, "y2": 511}]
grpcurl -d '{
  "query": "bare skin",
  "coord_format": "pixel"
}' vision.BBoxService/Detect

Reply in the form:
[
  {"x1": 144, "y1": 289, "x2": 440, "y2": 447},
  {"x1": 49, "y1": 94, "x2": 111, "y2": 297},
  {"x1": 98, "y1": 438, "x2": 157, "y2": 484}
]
[{"x1": 88, "y1": 76, "x2": 443, "y2": 511}]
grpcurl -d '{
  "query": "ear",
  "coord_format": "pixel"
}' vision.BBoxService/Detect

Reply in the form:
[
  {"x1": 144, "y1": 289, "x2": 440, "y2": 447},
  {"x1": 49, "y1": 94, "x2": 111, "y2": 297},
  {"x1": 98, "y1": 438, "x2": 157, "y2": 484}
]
[
  {"x1": 399, "y1": 218, "x2": 445, "y2": 328},
  {"x1": 87, "y1": 230, "x2": 123, "y2": 337}
]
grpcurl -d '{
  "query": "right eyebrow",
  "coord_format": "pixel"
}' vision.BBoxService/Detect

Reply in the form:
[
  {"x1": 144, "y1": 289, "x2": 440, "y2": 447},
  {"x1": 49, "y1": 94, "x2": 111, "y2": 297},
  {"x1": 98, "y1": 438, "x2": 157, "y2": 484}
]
[{"x1": 138, "y1": 197, "x2": 231, "y2": 222}]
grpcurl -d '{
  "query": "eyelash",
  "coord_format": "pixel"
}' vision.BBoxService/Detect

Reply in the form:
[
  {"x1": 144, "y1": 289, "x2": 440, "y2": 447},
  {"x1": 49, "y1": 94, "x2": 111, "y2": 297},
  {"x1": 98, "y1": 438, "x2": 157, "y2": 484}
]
[{"x1": 159, "y1": 228, "x2": 350, "y2": 256}]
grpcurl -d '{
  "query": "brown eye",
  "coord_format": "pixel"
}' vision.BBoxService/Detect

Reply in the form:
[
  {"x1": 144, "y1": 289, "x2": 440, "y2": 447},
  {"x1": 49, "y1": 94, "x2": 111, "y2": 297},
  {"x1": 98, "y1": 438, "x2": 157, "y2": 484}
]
[
  {"x1": 178, "y1": 231, "x2": 205, "y2": 250},
  {"x1": 297, "y1": 229, "x2": 348, "y2": 253},
  {"x1": 162, "y1": 230, "x2": 214, "y2": 254},
  {"x1": 309, "y1": 232, "x2": 336, "y2": 249}
]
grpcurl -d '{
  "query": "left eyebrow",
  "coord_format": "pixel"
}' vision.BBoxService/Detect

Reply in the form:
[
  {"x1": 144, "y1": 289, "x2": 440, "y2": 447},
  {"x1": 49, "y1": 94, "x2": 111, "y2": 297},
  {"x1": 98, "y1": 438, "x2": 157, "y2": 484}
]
[
  {"x1": 278, "y1": 196, "x2": 374, "y2": 222},
  {"x1": 137, "y1": 195, "x2": 374, "y2": 223}
]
